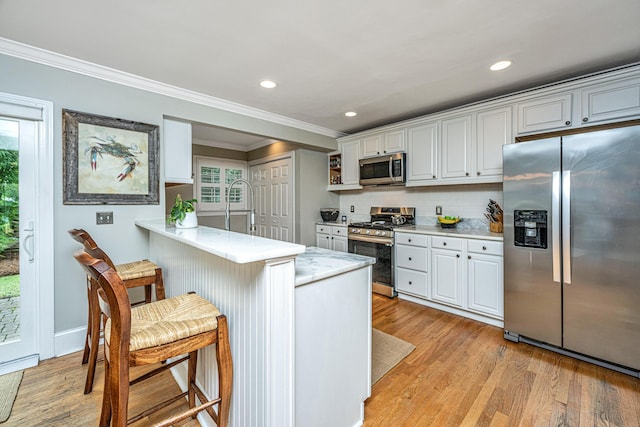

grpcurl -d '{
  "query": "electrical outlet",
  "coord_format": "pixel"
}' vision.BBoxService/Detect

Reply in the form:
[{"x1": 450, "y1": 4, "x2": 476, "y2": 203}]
[
  {"x1": 436, "y1": 206, "x2": 442, "y2": 215},
  {"x1": 96, "y1": 211, "x2": 113, "y2": 225},
  {"x1": 350, "y1": 205, "x2": 355, "y2": 213}
]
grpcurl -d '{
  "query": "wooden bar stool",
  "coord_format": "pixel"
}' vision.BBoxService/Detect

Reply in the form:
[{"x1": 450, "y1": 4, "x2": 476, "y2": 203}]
[
  {"x1": 73, "y1": 249, "x2": 233, "y2": 427},
  {"x1": 69, "y1": 228, "x2": 165, "y2": 394}
]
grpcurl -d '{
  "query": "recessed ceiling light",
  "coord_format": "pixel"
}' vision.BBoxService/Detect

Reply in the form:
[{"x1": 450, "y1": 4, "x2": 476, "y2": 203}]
[
  {"x1": 259, "y1": 80, "x2": 277, "y2": 89},
  {"x1": 345, "y1": 112, "x2": 357, "y2": 117},
  {"x1": 490, "y1": 60, "x2": 512, "y2": 71}
]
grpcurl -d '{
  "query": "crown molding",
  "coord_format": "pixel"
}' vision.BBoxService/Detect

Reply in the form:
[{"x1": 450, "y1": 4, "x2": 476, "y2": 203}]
[{"x1": 0, "y1": 37, "x2": 346, "y2": 139}]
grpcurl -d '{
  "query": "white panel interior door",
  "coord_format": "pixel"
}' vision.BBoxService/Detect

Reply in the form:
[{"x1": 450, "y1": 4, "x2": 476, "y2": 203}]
[{"x1": 250, "y1": 156, "x2": 294, "y2": 243}]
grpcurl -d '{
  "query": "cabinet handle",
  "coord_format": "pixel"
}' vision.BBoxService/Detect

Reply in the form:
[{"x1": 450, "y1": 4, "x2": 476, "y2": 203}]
[
  {"x1": 468, "y1": 255, "x2": 471, "y2": 259},
  {"x1": 456, "y1": 254, "x2": 460, "y2": 258},
  {"x1": 409, "y1": 281, "x2": 412, "y2": 285},
  {"x1": 408, "y1": 257, "x2": 412, "y2": 261},
  {"x1": 432, "y1": 175, "x2": 436, "y2": 179},
  {"x1": 565, "y1": 121, "x2": 571, "y2": 126},
  {"x1": 477, "y1": 172, "x2": 481, "y2": 176},
  {"x1": 443, "y1": 242, "x2": 447, "y2": 246},
  {"x1": 408, "y1": 239, "x2": 412, "y2": 242},
  {"x1": 482, "y1": 246, "x2": 487, "y2": 250},
  {"x1": 583, "y1": 117, "x2": 589, "y2": 123},
  {"x1": 465, "y1": 172, "x2": 469, "y2": 176}
]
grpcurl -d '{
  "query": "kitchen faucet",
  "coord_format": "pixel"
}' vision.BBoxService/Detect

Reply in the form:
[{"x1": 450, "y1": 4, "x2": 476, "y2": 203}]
[{"x1": 225, "y1": 178, "x2": 257, "y2": 234}]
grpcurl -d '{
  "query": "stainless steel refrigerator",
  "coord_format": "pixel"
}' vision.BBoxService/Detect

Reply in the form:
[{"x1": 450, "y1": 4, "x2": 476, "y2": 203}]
[{"x1": 503, "y1": 123, "x2": 640, "y2": 375}]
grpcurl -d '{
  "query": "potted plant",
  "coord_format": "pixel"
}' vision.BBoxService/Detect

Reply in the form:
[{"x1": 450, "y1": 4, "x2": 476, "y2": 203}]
[{"x1": 169, "y1": 194, "x2": 198, "y2": 228}]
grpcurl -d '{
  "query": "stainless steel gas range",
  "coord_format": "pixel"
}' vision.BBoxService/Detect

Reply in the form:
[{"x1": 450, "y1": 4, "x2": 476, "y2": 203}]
[{"x1": 348, "y1": 207, "x2": 415, "y2": 297}]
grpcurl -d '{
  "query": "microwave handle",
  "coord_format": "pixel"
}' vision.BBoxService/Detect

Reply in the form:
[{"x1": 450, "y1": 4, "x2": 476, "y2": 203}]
[{"x1": 389, "y1": 157, "x2": 393, "y2": 178}]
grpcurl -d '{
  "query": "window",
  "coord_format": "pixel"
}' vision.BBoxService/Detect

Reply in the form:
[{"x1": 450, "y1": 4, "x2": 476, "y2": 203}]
[{"x1": 194, "y1": 157, "x2": 247, "y2": 211}]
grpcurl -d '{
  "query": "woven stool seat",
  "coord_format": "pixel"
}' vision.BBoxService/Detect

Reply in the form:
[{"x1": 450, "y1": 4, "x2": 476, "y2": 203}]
[
  {"x1": 106, "y1": 293, "x2": 221, "y2": 351},
  {"x1": 115, "y1": 259, "x2": 160, "y2": 281}
]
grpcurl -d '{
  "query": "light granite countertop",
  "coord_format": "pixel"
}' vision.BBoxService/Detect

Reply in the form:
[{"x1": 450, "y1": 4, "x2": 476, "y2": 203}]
[
  {"x1": 136, "y1": 219, "x2": 306, "y2": 263},
  {"x1": 295, "y1": 247, "x2": 375, "y2": 286},
  {"x1": 397, "y1": 225, "x2": 504, "y2": 241},
  {"x1": 315, "y1": 221, "x2": 348, "y2": 226}
]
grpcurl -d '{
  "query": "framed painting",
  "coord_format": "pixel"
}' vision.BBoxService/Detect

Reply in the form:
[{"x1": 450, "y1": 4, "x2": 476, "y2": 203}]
[{"x1": 63, "y1": 109, "x2": 160, "y2": 205}]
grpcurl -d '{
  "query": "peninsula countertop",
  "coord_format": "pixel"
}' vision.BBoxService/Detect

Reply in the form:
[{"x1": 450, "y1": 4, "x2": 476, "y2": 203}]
[
  {"x1": 135, "y1": 219, "x2": 306, "y2": 263},
  {"x1": 295, "y1": 246, "x2": 375, "y2": 286}
]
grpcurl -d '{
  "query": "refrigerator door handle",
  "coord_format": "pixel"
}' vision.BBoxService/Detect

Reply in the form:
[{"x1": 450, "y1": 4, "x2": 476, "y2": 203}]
[
  {"x1": 552, "y1": 171, "x2": 561, "y2": 283},
  {"x1": 562, "y1": 170, "x2": 571, "y2": 284}
]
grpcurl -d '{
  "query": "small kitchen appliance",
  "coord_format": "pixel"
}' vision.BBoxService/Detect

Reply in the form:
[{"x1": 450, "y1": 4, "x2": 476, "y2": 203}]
[
  {"x1": 359, "y1": 153, "x2": 406, "y2": 186},
  {"x1": 348, "y1": 207, "x2": 415, "y2": 297}
]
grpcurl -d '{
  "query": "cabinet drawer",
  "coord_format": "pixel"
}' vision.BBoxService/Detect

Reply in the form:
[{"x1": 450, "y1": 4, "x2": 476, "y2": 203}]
[
  {"x1": 467, "y1": 240, "x2": 503, "y2": 256},
  {"x1": 316, "y1": 224, "x2": 331, "y2": 234},
  {"x1": 396, "y1": 268, "x2": 428, "y2": 297},
  {"x1": 331, "y1": 226, "x2": 347, "y2": 236},
  {"x1": 431, "y1": 236, "x2": 463, "y2": 251},
  {"x1": 395, "y1": 233, "x2": 427, "y2": 247},
  {"x1": 396, "y1": 245, "x2": 428, "y2": 271}
]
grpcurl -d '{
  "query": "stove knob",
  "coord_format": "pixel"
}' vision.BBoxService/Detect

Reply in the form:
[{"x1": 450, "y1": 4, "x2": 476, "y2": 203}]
[
  {"x1": 365, "y1": 230, "x2": 371, "y2": 235},
  {"x1": 375, "y1": 230, "x2": 381, "y2": 236},
  {"x1": 379, "y1": 231, "x2": 386, "y2": 236}
]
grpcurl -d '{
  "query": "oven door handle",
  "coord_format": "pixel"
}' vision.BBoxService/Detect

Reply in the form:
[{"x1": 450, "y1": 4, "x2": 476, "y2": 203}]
[{"x1": 348, "y1": 234, "x2": 394, "y2": 245}]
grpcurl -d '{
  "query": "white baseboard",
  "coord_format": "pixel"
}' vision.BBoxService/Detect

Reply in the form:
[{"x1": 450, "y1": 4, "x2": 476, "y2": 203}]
[
  {"x1": 54, "y1": 326, "x2": 87, "y2": 357},
  {"x1": 0, "y1": 354, "x2": 38, "y2": 375}
]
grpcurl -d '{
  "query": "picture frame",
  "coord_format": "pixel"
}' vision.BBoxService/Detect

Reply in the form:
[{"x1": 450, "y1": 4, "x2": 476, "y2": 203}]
[{"x1": 63, "y1": 109, "x2": 160, "y2": 205}]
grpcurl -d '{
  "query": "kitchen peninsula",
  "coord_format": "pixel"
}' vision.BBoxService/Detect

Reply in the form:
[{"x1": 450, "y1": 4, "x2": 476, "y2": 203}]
[{"x1": 135, "y1": 219, "x2": 374, "y2": 427}]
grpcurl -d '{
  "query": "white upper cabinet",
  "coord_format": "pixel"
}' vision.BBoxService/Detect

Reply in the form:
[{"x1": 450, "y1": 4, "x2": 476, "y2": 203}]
[
  {"x1": 361, "y1": 130, "x2": 405, "y2": 157},
  {"x1": 517, "y1": 93, "x2": 573, "y2": 134},
  {"x1": 475, "y1": 106, "x2": 512, "y2": 177},
  {"x1": 163, "y1": 118, "x2": 193, "y2": 184},
  {"x1": 580, "y1": 77, "x2": 640, "y2": 125},
  {"x1": 441, "y1": 114, "x2": 473, "y2": 179},
  {"x1": 406, "y1": 122, "x2": 438, "y2": 183}
]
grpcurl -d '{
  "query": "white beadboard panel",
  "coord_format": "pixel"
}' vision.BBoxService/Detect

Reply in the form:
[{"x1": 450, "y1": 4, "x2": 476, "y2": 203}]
[{"x1": 150, "y1": 233, "x2": 296, "y2": 427}]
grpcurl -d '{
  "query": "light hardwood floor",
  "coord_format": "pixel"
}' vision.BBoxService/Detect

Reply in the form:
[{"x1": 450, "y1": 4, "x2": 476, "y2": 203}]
[
  {"x1": 6, "y1": 294, "x2": 640, "y2": 426},
  {"x1": 366, "y1": 294, "x2": 640, "y2": 426}
]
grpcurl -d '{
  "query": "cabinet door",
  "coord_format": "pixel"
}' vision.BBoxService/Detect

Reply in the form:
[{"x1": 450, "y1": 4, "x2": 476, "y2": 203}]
[
  {"x1": 384, "y1": 130, "x2": 406, "y2": 154},
  {"x1": 341, "y1": 141, "x2": 360, "y2": 185},
  {"x1": 332, "y1": 236, "x2": 348, "y2": 252},
  {"x1": 476, "y1": 106, "x2": 512, "y2": 177},
  {"x1": 361, "y1": 134, "x2": 382, "y2": 157},
  {"x1": 163, "y1": 119, "x2": 193, "y2": 183},
  {"x1": 316, "y1": 233, "x2": 331, "y2": 249},
  {"x1": 517, "y1": 93, "x2": 573, "y2": 134},
  {"x1": 441, "y1": 115, "x2": 472, "y2": 179},
  {"x1": 406, "y1": 122, "x2": 438, "y2": 182},
  {"x1": 467, "y1": 253, "x2": 503, "y2": 318},
  {"x1": 581, "y1": 77, "x2": 640, "y2": 125},
  {"x1": 431, "y1": 248, "x2": 464, "y2": 307}
]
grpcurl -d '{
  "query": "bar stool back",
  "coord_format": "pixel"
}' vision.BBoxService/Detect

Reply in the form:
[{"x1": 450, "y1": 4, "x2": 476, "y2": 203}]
[{"x1": 73, "y1": 249, "x2": 232, "y2": 427}]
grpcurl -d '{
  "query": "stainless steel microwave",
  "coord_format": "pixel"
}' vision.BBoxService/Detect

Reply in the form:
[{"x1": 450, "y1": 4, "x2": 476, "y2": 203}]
[{"x1": 359, "y1": 152, "x2": 406, "y2": 185}]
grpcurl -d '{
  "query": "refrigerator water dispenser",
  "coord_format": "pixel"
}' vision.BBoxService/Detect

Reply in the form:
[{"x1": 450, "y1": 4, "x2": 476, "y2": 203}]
[{"x1": 514, "y1": 210, "x2": 547, "y2": 249}]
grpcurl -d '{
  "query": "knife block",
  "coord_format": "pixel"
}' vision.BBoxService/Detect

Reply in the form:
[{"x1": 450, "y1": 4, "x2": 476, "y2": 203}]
[{"x1": 489, "y1": 214, "x2": 503, "y2": 233}]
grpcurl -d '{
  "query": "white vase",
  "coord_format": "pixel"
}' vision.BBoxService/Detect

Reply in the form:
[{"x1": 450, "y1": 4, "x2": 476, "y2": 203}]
[{"x1": 176, "y1": 211, "x2": 198, "y2": 229}]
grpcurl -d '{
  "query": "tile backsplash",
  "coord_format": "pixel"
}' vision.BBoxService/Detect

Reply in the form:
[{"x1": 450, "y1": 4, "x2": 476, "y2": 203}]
[{"x1": 339, "y1": 183, "x2": 503, "y2": 230}]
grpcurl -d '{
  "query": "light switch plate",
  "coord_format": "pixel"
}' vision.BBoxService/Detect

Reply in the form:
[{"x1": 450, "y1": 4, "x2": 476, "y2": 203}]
[
  {"x1": 436, "y1": 206, "x2": 442, "y2": 215},
  {"x1": 96, "y1": 211, "x2": 113, "y2": 225}
]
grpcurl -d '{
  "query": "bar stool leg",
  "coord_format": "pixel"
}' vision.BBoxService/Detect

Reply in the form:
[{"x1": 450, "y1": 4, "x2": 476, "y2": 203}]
[
  {"x1": 85, "y1": 278, "x2": 101, "y2": 394},
  {"x1": 216, "y1": 315, "x2": 233, "y2": 427},
  {"x1": 155, "y1": 267, "x2": 165, "y2": 300}
]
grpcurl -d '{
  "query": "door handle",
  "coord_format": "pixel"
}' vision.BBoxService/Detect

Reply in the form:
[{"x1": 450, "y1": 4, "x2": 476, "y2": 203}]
[
  {"x1": 23, "y1": 220, "x2": 35, "y2": 262},
  {"x1": 562, "y1": 170, "x2": 571, "y2": 284},
  {"x1": 552, "y1": 171, "x2": 560, "y2": 282}
]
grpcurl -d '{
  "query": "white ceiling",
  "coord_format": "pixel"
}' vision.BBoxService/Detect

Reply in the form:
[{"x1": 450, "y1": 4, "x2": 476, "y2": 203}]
[{"x1": 1, "y1": 0, "x2": 639, "y2": 147}]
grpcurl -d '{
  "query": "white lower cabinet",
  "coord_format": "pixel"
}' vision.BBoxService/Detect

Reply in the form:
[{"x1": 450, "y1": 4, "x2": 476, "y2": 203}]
[
  {"x1": 395, "y1": 231, "x2": 504, "y2": 325},
  {"x1": 431, "y1": 245, "x2": 465, "y2": 308},
  {"x1": 316, "y1": 224, "x2": 348, "y2": 252},
  {"x1": 395, "y1": 234, "x2": 429, "y2": 298},
  {"x1": 467, "y1": 240, "x2": 503, "y2": 318}
]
